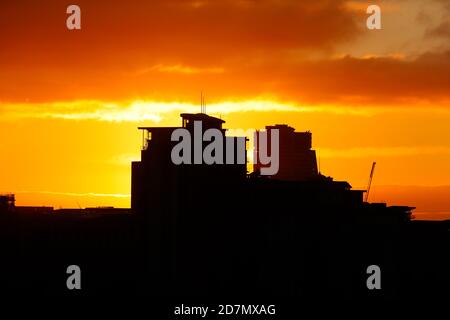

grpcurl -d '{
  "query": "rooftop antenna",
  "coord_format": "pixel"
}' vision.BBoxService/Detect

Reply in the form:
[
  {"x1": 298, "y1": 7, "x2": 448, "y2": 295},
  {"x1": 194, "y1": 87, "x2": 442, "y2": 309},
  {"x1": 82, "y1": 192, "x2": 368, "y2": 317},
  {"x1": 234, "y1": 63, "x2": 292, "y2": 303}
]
[{"x1": 200, "y1": 91, "x2": 207, "y2": 114}]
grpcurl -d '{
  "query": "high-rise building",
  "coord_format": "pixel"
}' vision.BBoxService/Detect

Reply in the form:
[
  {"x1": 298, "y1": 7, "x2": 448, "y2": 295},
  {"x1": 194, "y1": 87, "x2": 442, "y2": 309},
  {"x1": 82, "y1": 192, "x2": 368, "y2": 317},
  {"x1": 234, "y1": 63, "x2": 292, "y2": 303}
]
[{"x1": 131, "y1": 113, "x2": 247, "y2": 216}]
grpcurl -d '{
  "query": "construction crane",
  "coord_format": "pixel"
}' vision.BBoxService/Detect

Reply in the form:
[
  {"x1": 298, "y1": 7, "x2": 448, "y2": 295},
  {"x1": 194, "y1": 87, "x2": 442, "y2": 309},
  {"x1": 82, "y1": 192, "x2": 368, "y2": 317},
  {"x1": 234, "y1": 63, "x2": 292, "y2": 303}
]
[{"x1": 365, "y1": 161, "x2": 376, "y2": 202}]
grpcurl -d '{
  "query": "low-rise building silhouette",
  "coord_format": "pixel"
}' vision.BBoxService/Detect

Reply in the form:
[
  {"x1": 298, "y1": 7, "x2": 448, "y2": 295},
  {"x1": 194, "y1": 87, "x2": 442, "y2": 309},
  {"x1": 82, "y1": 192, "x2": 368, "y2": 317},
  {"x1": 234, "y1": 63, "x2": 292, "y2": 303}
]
[{"x1": 0, "y1": 194, "x2": 15, "y2": 213}]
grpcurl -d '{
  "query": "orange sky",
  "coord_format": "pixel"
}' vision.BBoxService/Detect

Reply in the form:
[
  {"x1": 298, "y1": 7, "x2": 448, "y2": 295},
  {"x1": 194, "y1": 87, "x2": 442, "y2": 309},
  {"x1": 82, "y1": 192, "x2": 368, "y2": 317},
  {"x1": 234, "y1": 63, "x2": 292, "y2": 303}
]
[{"x1": 1, "y1": 0, "x2": 450, "y2": 219}]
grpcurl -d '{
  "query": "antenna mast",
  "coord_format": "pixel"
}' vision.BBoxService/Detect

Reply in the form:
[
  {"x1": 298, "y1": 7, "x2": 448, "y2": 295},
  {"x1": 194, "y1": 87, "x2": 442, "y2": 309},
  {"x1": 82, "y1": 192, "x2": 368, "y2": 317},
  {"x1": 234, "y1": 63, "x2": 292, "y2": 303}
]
[{"x1": 200, "y1": 91, "x2": 207, "y2": 114}]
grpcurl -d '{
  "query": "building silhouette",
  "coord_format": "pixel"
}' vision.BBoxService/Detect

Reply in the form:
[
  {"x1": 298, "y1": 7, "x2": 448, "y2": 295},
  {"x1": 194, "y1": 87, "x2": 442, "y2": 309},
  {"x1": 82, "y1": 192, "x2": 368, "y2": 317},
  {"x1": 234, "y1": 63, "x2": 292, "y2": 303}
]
[
  {"x1": 132, "y1": 113, "x2": 247, "y2": 216},
  {"x1": 0, "y1": 194, "x2": 15, "y2": 212},
  {"x1": 254, "y1": 125, "x2": 318, "y2": 181},
  {"x1": 130, "y1": 113, "x2": 416, "y2": 297}
]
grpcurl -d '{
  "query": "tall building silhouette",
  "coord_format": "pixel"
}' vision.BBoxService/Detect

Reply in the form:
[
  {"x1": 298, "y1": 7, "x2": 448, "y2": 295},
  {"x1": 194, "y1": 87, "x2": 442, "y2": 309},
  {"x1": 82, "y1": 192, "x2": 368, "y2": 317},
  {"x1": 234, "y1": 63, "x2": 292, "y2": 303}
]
[{"x1": 132, "y1": 113, "x2": 247, "y2": 215}]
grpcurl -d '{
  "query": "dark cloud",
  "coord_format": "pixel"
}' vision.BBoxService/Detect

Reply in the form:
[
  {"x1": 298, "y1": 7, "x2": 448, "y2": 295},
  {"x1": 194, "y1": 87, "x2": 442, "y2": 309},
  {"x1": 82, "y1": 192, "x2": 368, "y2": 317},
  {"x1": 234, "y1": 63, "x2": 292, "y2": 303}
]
[
  {"x1": 426, "y1": 20, "x2": 450, "y2": 38},
  {"x1": 0, "y1": 0, "x2": 359, "y2": 62},
  {"x1": 1, "y1": 1, "x2": 449, "y2": 106}
]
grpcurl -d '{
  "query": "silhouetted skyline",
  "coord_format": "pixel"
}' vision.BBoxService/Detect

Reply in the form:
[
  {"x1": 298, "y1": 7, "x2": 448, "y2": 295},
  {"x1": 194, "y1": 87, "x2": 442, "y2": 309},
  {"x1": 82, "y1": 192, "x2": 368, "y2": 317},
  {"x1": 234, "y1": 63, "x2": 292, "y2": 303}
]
[
  {"x1": 2, "y1": 114, "x2": 449, "y2": 300},
  {"x1": 2, "y1": 1, "x2": 450, "y2": 218}
]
